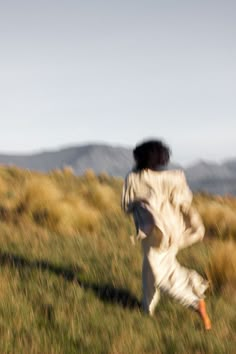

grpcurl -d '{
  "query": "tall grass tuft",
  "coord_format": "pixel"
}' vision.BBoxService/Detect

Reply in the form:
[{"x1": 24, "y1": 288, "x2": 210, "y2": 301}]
[
  {"x1": 83, "y1": 182, "x2": 118, "y2": 212},
  {"x1": 19, "y1": 176, "x2": 62, "y2": 229},
  {"x1": 0, "y1": 175, "x2": 7, "y2": 196},
  {"x1": 207, "y1": 240, "x2": 236, "y2": 293},
  {"x1": 194, "y1": 194, "x2": 236, "y2": 240},
  {"x1": 16, "y1": 174, "x2": 102, "y2": 235},
  {"x1": 56, "y1": 199, "x2": 101, "y2": 235}
]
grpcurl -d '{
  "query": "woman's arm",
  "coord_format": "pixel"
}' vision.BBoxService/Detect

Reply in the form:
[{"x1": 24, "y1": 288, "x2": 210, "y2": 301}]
[
  {"x1": 172, "y1": 171, "x2": 205, "y2": 249},
  {"x1": 179, "y1": 205, "x2": 205, "y2": 249},
  {"x1": 121, "y1": 173, "x2": 136, "y2": 213}
]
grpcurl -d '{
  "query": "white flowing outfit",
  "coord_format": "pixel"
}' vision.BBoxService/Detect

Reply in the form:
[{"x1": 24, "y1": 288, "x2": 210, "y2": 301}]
[{"x1": 122, "y1": 169, "x2": 208, "y2": 315}]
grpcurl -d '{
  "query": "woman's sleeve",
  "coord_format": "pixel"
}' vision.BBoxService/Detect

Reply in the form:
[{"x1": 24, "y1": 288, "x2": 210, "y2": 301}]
[
  {"x1": 178, "y1": 204, "x2": 205, "y2": 249},
  {"x1": 173, "y1": 171, "x2": 205, "y2": 249},
  {"x1": 121, "y1": 174, "x2": 135, "y2": 213},
  {"x1": 171, "y1": 171, "x2": 193, "y2": 211}
]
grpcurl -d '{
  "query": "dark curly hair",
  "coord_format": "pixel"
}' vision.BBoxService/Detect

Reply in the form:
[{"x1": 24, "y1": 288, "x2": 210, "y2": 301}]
[{"x1": 133, "y1": 139, "x2": 171, "y2": 171}]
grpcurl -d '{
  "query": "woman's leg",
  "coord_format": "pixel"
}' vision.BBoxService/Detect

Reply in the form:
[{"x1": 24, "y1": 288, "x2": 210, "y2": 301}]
[
  {"x1": 149, "y1": 250, "x2": 206, "y2": 306},
  {"x1": 142, "y1": 254, "x2": 160, "y2": 316},
  {"x1": 149, "y1": 250, "x2": 211, "y2": 329},
  {"x1": 159, "y1": 257, "x2": 209, "y2": 309}
]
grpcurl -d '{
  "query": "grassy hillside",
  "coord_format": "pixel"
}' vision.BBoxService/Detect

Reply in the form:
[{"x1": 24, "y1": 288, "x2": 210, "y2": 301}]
[{"x1": 0, "y1": 166, "x2": 235, "y2": 353}]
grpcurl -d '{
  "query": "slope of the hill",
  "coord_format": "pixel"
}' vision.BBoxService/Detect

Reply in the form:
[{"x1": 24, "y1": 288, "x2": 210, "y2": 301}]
[{"x1": 0, "y1": 166, "x2": 235, "y2": 353}]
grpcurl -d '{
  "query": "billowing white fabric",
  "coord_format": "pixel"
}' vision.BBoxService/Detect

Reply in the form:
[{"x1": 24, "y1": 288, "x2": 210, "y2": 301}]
[{"x1": 122, "y1": 169, "x2": 208, "y2": 314}]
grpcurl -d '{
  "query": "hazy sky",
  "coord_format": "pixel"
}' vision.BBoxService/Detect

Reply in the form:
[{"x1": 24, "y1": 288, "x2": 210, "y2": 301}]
[{"x1": 0, "y1": 0, "x2": 235, "y2": 164}]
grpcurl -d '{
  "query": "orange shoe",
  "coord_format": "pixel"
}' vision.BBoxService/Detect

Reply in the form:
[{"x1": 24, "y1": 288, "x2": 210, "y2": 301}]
[{"x1": 198, "y1": 299, "x2": 212, "y2": 330}]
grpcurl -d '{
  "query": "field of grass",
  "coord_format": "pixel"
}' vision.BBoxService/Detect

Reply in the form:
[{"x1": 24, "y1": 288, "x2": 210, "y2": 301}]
[{"x1": 0, "y1": 166, "x2": 235, "y2": 353}]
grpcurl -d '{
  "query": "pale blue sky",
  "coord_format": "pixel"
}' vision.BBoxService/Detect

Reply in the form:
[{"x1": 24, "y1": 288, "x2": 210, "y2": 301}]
[{"x1": 0, "y1": 0, "x2": 235, "y2": 164}]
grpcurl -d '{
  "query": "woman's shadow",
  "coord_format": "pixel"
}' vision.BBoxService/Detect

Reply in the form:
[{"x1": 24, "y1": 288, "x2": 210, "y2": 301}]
[{"x1": 0, "y1": 251, "x2": 141, "y2": 310}]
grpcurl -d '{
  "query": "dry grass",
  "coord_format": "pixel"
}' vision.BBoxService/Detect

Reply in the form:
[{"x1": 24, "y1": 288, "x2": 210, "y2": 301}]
[
  {"x1": 0, "y1": 175, "x2": 7, "y2": 195},
  {"x1": 0, "y1": 166, "x2": 235, "y2": 353},
  {"x1": 23, "y1": 176, "x2": 62, "y2": 206},
  {"x1": 0, "y1": 166, "x2": 119, "y2": 236},
  {"x1": 207, "y1": 240, "x2": 236, "y2": 294},
  {"x1": 62, "y1": 165, "x2": 75, "y2": 176},
  {"x1": 56, "y1": 199, "x2": 101, "y2": 235},
  {"x1": 83, "y1": 182, "x2": 119, "y2": 212},
  {"x1": 194, "y1": 194, "x2": 236, "y2": 240},
  {"x1": 18, "y1": 176, "x2": 62, "y2": 230}
]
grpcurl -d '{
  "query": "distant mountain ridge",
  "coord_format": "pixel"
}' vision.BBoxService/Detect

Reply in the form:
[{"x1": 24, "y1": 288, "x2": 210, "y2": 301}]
[
  {"x1": 185, "y1": 159, "x2": 236, "y2": 195},
  {"x1": 0, "y1": 144, "x2": 133, "y2": 177},
  {"x1": 0, "y1": 144, "x2": 236, "y2": 195}
]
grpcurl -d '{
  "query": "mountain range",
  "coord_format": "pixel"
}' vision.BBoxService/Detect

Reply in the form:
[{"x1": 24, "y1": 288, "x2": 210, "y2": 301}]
[{"x1": 0, "y1": 144, "x2": 236, "y2": 195}]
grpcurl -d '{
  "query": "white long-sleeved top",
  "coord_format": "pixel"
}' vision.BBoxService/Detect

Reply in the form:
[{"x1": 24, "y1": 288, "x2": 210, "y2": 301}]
[{"x1": 122, "y1": 168, "x2": 205, "y2": 250}]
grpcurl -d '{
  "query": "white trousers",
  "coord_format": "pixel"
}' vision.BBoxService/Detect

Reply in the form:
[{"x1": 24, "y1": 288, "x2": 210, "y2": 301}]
[{"x1": 141, "y1": 230, "x2": 208, "y2": 316}]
